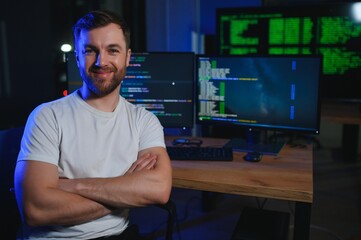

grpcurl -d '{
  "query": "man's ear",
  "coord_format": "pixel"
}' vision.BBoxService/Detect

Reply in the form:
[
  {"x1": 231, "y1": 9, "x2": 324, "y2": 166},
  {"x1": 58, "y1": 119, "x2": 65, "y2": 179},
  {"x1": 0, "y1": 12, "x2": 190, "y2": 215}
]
[
  {"x1": 126, "y1": 49, "x2": 131, "y2": 67},
  {"x1": 74, "y1": 50, "x2": 80, "y2": 67}
]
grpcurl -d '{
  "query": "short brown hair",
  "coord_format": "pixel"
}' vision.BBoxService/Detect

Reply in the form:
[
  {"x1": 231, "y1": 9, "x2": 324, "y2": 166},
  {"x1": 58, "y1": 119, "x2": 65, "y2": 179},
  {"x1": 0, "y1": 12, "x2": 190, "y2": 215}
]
[{"x1": 72, "y1": 10, "x2": 131, "y2": 50}]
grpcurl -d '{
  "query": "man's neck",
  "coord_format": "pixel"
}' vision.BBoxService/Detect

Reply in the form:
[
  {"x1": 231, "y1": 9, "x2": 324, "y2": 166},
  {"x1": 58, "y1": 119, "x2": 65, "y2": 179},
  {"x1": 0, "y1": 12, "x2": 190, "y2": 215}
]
[{"x1": 78, "y1": 87, "x2": 120, "y2": 112}]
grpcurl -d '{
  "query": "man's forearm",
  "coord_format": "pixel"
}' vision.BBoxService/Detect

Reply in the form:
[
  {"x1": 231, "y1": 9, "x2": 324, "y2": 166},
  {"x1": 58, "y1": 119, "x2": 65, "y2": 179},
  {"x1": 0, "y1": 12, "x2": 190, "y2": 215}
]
[
  {"x1": 23, "y1": 187, "x2": 113, "y2": 227},
  {"x1": 58, "y1": 166, "x2": 171, "y2": 208},
  {"x1": 57, "y1": 149, "x2": 172, "y2": 209}
]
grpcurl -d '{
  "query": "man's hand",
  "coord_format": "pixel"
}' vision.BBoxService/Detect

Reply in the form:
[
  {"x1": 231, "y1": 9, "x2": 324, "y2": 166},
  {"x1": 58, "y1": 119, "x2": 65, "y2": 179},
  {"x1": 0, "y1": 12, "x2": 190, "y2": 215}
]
[{"x1": 126, "y1": 153, "x2": 157, "y2": 174}]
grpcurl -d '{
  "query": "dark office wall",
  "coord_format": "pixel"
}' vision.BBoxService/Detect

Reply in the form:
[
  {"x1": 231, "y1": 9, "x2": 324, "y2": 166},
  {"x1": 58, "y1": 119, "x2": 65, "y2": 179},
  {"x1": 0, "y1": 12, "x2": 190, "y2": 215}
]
[
  {"x1": 122, "y1": 0, "x2": 146, "y2": 52},
  {"x1": 0, "y1": 0, "x2": 139, "y2": 130},
  {"x1": 0, "y1": 0, "x2": 54, "y2": 129},
  {"x1": 1, "y1": 0, "x2": 53, "y2": 100},
  {"x1": 145, "y1": 0, "x2": 198, "y2": 52}
]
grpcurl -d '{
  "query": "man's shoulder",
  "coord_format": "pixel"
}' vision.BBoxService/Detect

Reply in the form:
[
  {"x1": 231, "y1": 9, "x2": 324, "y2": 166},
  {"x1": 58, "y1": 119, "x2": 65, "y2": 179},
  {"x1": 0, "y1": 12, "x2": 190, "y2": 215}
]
[{"x1": 32, "y1": 93, "x2": 78, "y2": 115}]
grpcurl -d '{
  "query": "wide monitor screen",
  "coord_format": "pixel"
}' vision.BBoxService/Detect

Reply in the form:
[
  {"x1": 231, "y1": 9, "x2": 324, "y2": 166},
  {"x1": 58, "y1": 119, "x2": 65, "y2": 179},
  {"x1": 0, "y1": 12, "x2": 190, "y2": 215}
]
[
  {"x1": 216, "y1": 2, "x2": 361, "y2": 103},
  {"x1": 196, "y1": 54, "x2": 322, "y2": 135}
]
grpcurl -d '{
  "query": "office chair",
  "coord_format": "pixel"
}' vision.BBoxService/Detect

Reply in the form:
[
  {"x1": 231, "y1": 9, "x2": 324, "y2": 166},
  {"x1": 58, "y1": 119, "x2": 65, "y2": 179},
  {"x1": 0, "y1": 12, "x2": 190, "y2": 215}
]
[
  {"x1": 0, "y1": 126, "x2": 175, "y2": 240},
  {"x1": 131, "y1": 200, "x2": 176, "y2": 240},
  {"x1": 0, "y1": 126, "x2": 23, "y2": 237}
]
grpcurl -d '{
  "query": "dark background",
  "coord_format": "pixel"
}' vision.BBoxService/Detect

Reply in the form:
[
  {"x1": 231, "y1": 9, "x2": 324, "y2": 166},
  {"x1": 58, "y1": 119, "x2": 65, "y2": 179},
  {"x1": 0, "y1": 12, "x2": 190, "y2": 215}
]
[{"x1": 0, "y1": 0, "x2": 358, "y2": 130}]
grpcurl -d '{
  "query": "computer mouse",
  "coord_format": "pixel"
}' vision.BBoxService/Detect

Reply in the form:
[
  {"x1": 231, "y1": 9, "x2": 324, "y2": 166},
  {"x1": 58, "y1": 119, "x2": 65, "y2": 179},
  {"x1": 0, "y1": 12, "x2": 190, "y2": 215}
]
[{"x1": 243, "y1": 152, "x2": 262, "y2": 162}]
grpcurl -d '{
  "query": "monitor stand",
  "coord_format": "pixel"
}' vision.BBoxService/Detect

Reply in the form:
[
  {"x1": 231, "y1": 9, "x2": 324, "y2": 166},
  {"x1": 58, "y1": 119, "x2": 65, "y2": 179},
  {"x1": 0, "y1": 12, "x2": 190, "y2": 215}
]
[{"x1": 223, "y1": 130, "x2": 285, "y2": 156}]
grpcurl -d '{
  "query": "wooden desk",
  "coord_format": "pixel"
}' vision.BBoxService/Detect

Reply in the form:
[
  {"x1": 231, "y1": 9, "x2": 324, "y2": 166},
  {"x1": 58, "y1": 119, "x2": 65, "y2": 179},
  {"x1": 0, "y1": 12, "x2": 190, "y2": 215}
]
[{"x1": 166, "y1": 136, "x2": 313, "y2": 240}]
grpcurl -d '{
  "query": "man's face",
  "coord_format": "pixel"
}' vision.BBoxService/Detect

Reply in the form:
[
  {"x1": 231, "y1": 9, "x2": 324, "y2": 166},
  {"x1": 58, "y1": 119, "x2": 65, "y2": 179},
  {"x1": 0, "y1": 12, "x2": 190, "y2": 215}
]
[{"x1": 75, "y1": 23, "x2": 131, "y2": 96}]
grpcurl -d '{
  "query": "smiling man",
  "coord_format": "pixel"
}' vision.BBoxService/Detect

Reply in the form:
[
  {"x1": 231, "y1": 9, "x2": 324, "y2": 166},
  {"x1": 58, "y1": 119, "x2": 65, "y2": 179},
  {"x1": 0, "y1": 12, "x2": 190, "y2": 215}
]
[{"x1": 14, "y1": 10, "x2": 172, "y2": 240}]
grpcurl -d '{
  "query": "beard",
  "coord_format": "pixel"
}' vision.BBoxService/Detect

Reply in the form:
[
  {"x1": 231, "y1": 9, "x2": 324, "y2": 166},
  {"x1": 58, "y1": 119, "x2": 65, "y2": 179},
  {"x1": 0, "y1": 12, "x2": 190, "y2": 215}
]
[{"x1": 79, "y1": 65, "x2": 127, "y2": 97}]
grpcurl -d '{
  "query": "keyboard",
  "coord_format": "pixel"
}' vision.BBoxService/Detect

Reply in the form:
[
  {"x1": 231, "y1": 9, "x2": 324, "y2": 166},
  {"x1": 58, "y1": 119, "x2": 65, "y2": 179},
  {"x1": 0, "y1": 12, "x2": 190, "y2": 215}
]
[{"x1": 166, "y1": 146, "x2": 233, "y2": 161}]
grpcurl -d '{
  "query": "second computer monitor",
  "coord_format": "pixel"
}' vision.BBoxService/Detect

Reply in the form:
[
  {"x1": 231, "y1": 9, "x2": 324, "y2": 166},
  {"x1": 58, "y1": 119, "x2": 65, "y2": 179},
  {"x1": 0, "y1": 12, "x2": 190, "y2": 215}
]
[{"x1": 196, "y1": 54, "x2": 322, "y2": 135}]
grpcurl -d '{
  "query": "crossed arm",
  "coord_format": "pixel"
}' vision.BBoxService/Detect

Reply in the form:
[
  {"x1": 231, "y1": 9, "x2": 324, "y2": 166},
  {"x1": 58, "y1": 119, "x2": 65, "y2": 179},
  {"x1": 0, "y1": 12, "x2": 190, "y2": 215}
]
[{"x1": 14, "y1": 147, "x2": 172, "y2": 227}]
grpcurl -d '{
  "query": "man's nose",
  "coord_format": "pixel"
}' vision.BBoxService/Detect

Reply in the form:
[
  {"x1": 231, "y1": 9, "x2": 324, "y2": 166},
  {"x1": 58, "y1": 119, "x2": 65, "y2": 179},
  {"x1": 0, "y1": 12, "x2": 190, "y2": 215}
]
[{"x1": 95, "y1": 53, "x2": 107, "y2": 66}]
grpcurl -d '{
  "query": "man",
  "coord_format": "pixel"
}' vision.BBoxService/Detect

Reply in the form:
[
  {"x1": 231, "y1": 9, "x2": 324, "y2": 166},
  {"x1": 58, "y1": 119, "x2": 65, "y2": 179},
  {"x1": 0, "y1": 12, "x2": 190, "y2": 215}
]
[{"x1": 14, "y1": 10, "x2": 172, "y2": 239}]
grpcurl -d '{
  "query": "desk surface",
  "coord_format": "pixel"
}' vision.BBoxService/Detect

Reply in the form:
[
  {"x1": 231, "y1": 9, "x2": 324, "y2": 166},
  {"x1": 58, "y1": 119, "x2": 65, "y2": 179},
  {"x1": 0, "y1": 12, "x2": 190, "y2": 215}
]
[{"x1": 166, "y1": 136, "x2": 313, "y2": 203}]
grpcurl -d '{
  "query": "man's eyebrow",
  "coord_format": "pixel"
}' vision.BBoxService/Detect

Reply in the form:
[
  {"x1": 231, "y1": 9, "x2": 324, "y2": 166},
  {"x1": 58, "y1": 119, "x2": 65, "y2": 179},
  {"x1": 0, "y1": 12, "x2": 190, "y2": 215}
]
[
  {"x1": 107, "y1": 44, "x2": 122, "y2": 49},
  {"x1": 83, "y1": 44, "x2": 97, "y2": 49},
  {"x1": 81, "y1": 44, "x2": 123, "y2": 51}
]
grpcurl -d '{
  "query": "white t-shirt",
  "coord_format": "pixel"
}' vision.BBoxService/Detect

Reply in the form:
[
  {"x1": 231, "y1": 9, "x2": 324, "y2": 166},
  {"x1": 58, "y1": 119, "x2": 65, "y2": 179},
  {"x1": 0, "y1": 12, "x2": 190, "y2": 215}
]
[{"x1": 17, "y1": 90, "x2": 165, "y2": 239}]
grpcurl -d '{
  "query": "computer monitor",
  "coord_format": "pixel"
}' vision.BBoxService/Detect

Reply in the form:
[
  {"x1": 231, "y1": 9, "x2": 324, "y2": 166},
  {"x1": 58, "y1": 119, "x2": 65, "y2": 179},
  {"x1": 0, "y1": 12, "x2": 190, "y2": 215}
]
[
  {"x1": 196, "y1": 54, "x2": 322, "y2": 155},
  {"x1": 65, "y1": 51, "x2": 195, "y2": 130},
  {"x1": 122, "y1": 52, "x2": 195, "y2": 129},
  {"x1": 216, "y1": 2, "x2": 361, "y2": 103}
]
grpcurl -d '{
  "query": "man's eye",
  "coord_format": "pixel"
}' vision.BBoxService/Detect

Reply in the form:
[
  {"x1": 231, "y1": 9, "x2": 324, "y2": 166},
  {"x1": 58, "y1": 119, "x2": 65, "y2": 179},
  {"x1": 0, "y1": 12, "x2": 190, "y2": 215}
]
[
  {"x1": 83, "y1": 49, "x2": 95, "y2": 55},
  {"x1": 109, "y1": 49, "x2": 120, "y2": 54}
]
